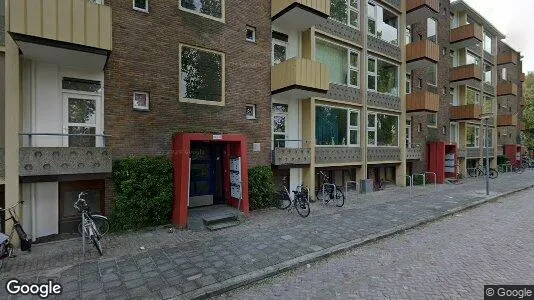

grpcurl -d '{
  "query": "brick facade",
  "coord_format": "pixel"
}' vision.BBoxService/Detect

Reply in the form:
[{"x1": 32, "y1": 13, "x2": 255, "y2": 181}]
[{"x1": 104, "y1": 0, "x2": 272, "y2": 167}]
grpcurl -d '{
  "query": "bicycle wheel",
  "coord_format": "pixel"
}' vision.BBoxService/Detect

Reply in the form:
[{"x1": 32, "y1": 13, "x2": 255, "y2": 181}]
[
  {"x1": 315, "y1": 185, "x2": 331, "y2": 202},
  {"x1": 80, "y1": 215, "x2": 109, "y2": 236},
  {"x1": 489, "y1": 168, "x2": 498, "y2": 179},
  {"x1": 334, "y1": 187, "x2": 345, "y2": 207},
  {"x1": 277, "y1": 190, "x2": 291, "y2": 210},
  {"x1": 294, "y1": 195, "x2": 310, "y2": 218},
  {"x1": 91, "y1": 234, "x2": 103, "y2": 256},
  {"x1": 467, "y1": 168, "x2": 477, "y2": 177}
]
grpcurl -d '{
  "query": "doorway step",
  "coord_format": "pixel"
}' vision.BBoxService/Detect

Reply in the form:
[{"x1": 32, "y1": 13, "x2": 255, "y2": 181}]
[
  {"x1": 203, "y1": 212, "x2": 241, "y2": 231},
  {"x1": 188, "y1": 204, "x2": 244, "y2": 231}
]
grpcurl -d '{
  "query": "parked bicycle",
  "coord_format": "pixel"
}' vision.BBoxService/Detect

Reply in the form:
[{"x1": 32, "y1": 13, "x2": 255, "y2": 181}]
[
  {"x1": 74, "y1": 192, "x2": 106, "y2": 255},
  {"x1": 277, "y1": 177, "x2": 310, "y2": 217},
  {"x1": 315, "y1": 171, "x2": 344, "y2": 207},
  {"x1": 373, "y1": 177, "x2": 385, "y2": 191},
  {"x1": 467, "y1": 163, "x2": 498, "y2": 179},
  {"x1": 0, "y1": 201, "x2": 32, "y2": 269},
  {"x1": 509, "y1": 160, "x2": 526, "y2": 173},
  {"x1": 76, "y1": 194, "x2": 109, "y2": 238}
]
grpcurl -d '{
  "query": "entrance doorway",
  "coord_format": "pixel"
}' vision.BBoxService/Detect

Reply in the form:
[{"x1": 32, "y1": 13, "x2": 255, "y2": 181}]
[
  {"x1": 189, "y1": 143, "x2": 224, "y2": 207},
  {"x1": 58, "y1": 180, "x2": 105, "y2": 234}
]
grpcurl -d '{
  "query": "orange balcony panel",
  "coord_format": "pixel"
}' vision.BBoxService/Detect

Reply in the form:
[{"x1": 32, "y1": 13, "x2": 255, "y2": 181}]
[
  {"x1": 406, "y1": 91, "x2": 439, "y2": 112},
  {"x1": 406, "y1": 0, "x2": 438, "y2": 24},
  {"x1": 450, "y1": 23, "x2": 483, "y2": 47},
  {"x1": 497, "y1": 53, "x2": 519, "y2": 65},
  {"x1": 497, "y1": 115, "x2": 518, "y2": 127},
  {"x1": 497, "y1": 81, "x2": 518, "y2": 96},
  {"x1": 449, "y1": 104, "x2": 482, "y2": 121},
  {"x1": 450, "y1": 64, "x2": 482, "y2": 83},
  {"x1": 406, "y1": 0, "x2": 439, "y2": 13},
  {"x1": 406, "y1": 40, "x2": 439, "y2": 70}
]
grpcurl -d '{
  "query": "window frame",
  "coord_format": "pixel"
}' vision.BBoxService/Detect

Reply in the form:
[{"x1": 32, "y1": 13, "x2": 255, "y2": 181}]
[
  {"x1": 179, "y1": 0, "x2": 225, "y2": 23},
  {"x1": 315, "y1": 37, "x2": 360, "y2": 88},
  {"x1": 367, "y1": 1, "x2": 399, "y2": 45},
  {"x1": 426, "y1": 63, "x2": 437, "y2": 87},
  {"x1": 450, "y1": 122, "x2": 459, "y2": 145},
  {"x1": 315, "y1": 104, "x2": 361, "y2": 147},
  {"x1": 367, "y1": 112, "x2": 399, "y2": 147},
  {"x1": 132, "y1": 0, "x2": 149, "y2": 13},
  {"x1": 466, "y1": 125, "x2": 480, "y2": 148},
  {"x1": 406, "y1": 72, "x2": 412, "y2": 94},
  {"x1": 272, "y1": 38, "x2": 288, "y2": 66},
  {"x1": 246, "y1": 26, "x2": 256, "y2": 43},
  {"x1": 178, "y1": 44, "x2": 226, "y2": 106},
  {"x1": 466, "y1": 87, "x2": 480, "y2": 105},
  {"x1": 427, "y1": 112, "x2": 437, "y2": 128},
  {"x1": 245, "y1": 104, "x2": 257, "y2": 120},
  {"x1": 330, "y1": 0, "x2": 360, "y2": 29},
  {"x1": 367, "y1": 55, "x2": 400, "y2": 96},
  {"x1": 272, "y1": 103, "x2": 289, "y2": 149},
  {"x1": 427, "y1": 18, "x2": 437, "y2": 42},
  {"x1": 484, "y1": 63, "x2": 492, "y2": 86},
  {"x1": 501, "y1": 68, "x2": 507, "y2": 81},
  {"x1": 483, "y1": 127, "x2": 493, "y2": 147},
  {"x1": 132, "y1": 91, "x2": 150, "y2": 111},
  {"x1": 483, "y1": 32, "x2": 493, "y2": 54}
]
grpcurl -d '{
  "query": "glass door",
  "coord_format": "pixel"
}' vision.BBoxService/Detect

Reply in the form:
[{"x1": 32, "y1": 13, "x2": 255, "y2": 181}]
[
  {"x1": 63, "y1": 93, "x2": 102, "y2": 147},
  {"x1": 406, "y1": 120, "x2": 412, "y2": 148}
]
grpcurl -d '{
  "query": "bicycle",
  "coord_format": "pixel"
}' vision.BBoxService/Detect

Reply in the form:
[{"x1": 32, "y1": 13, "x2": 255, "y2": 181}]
[
  {"x1": 315, "y1": 171, "x2": 344, "y2": 207},
  {"x1": 277, "y1": 177, "x2": 310, "y2": 218},
  {"x1": 510, "y1": 160, "x2": 526, "y2": 173},
  {"x1": 373, "y1": 177, "x2": 385, "y2": 191},
  {"x1": 76, "y1": 193, "x2": 109, "y2": 237},
  {"x1": 74, "y1": 192, "x2": 104, "y2": 256},
  {"x1": 467, "y1": 163, "x2": 498, "y2": 179},
  {"x1": 0, "y1": 201, "x2": 32, "y2": 269}
]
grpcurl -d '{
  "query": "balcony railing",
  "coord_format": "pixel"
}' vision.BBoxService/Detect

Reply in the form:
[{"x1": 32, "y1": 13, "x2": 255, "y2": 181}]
[
  {"x1": 406, "y1": 39, "x2": 439, "y2": 70},
  {"x1": 497, "y1": 53, "x2": 518, "y2": 65},
  {"x1": 497, "y1": 115, "x2": 518, "y2": 127},
  {"x1": 450, "y1": 64, "x2": 482, "y2": 83},
  {"x1": 406, "y1": 147, "x2": 423, "y2": 160},
  {"x1": 272, "y1": 139, "x2": 311, "y2": 166},
  {"x1": 271, "y1": 58, "x2": 329, "y2": 97},
  {"x1": 497, "y1": 81, "x2": 518, "y2": 96},
  {"x1": 450, "y1": 23, "x2": 483, "y2": 47},
  {"x1": 8, "y1": 0, "x2": 112, "y2": 51},
  {"x1": 449, "y1": 104, "x2": 482, "y2": 121},
  {"x1": 406, "y1": 0, "x2": 439, "y2": 24},
  {"x1": 271, "y1": 0, "x2": 330, "y2": 30},
  {"x1": 406, "y1": 91, "x2": 439, "y2": 112}
]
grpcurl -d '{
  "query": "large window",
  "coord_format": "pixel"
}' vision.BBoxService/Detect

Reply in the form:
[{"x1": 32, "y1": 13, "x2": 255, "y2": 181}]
[
  {"x1": 427, "y1": 113, "x2": 437, "y2": 128},
  {"x1": 272, "y1": 103, "x2": 288, "y2": 148},
  {"x1": 367, "y1": 2, "x2": 399, "y2": 45},
  {"x1": 484, "y1": 64, "x2": 492, "y2": 85},
  {"x1": 367, "y1": 113, "x2": 399, "y2": 146},
  {"x1": 368, "y1": 57, "x2": 399, "y2": 96},
  {"x1": 501, "y1": 68, "x2": 507, "y2": 80},
  {"x1": 316, "y1": 106, "x2": 360, "y2": 146},
  {"x1": 466, "y1": 125, "x2": 480, "y2": 148},
  {"x1": 484, "y1": 32, "x2": 493, "y2": 54},
  {"x1": 180, "y1": 45, "x2": 224, "y2": 105},
  {"x1": 426, "y1": 64, "x2": 437, "y2": 86},
  {"x1": 427, "y1": 18, "x2": 437, "y2": 43},
  {"x1": 450, "y1": 122, "x2": 459, "y2": 145},
  {"x1": 330, "y1": 0, "x2": 359, "y2": 28},
  {"x1": 316, "y1": 39, "x2": 359, "y2": 87},
  {"x1": 466, "y1": 88, "x2": 480, "y2": 105},
  {"x1": 483, "y1": 127, "x2": 493, "y2": 147},
  {"x1": 466, "y1": 52, "x2": 480, "y2": 66},
  {"x1": 180, "y1": 0, "x2": 223, "y2": 21},
  {"x1": 272, "y1": 32, "x2": 288, "y2": 65},
  {"x1": 405, "y1": 26, "x2": 412, "y2": 45}
]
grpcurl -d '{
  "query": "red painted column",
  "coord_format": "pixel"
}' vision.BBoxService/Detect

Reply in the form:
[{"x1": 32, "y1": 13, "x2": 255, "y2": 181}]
[
  {"x1": 239, "y1": 138, "x2": 250, "y2": 215},
  {"x1": 172, "y1": 134, "x2": 190, "y2": 229}
]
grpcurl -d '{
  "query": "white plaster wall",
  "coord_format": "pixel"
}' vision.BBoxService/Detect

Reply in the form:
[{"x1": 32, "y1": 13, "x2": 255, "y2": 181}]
[
  {"x1": 289, "y1": 168, "x2": 303, "y2": 195},
  {"x1": 271, "y1": 97, "x2": 302, "y2": 149},
  {"x1": 34, "y1": 182, "x2": 59, "y2": 238},
  {"x1": 271, "y1": 26, "x2": 301, "y2": 61},
  {"x1": 0, "y1": 55, "x2": 4, "y2": 147}
]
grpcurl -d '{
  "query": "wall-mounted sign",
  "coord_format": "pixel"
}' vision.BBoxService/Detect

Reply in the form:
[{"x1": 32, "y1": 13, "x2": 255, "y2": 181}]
[{"x1": 213, "y1": 134, "x2": 223, "y2": 140}]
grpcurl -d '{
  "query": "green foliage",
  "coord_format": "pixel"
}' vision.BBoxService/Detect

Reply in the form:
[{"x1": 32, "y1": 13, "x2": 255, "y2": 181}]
[
  {"x1": 110, "y1": 156, "x2": 173, "y2": 231},
  {"x1": 522, "y1": 73, "x2": 534, "y2": 148},
  {"x1": 497, "y1": 155, "x2": 510, "y2": 166},
  {"x1": 407, "y1": 174, "x2": 430, "y2": 186},
  {"x1": 330, "y1": 0, "x2": 347, "y2": 23},
  {"x1": 248, "y1": 166, "x2": 277, "y2": 210}
]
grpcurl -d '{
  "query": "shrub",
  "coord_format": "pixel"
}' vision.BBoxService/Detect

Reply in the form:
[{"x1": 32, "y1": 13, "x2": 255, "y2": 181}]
[
  {"x1": 497, "y1": 155, "x2": 510, "y2": 166},
  {"x1": 407, "y1": 174, "x2": 430, "y2": 186},
  {"x1": 248, "y1": 166, "x2": 277, "y2": 210},
  {"x1": 110, "y1": 156, "x2": 173, "y2": 231}
]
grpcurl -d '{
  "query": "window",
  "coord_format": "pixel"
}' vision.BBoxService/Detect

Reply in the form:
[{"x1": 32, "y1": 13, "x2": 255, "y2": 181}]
[
  {"x1": 246, "y1": 26, "x2": 256, "y2": 42},
  {"x1": 179, "y1": 45, "x2": 225, "y2": 105},
  {"x1": 466, "y1": 88, "x2": 480, "y2": 105},
  {"x1": 426, "y1": 64, "x2": 437, "y2": 86},
  {"x1": 450, "y1": 50, "x2": 457, "y2": 67},
  {"x1": 180, "y1": 0, "x2": 224, "y2": 21},
  {"x1": 367, "y1": 112, "x2": 399, "y2": 146},
  {"x1": 406, "y1": 73, "x2": 412, "y2": 94},
  {"x1": 272, "y1": 103, "x2": 288, "y2": 148},
  {"x1": 483, "y1": 127, "x2": 493, "y2": 147},
  {"x1": 406, "y1": 120, "x2": 412, "y2": 148},
  {"x1": 133, "y1": 0, "x2": 148, "y2": 12},
  {"x1": 330, "y1": 0, "x2": 360, "y2": 28},
  {"x1": 367, "y1": 56, "x2": 399, "y2": 95},
  {"x1": 315, "y1": 106, "x2": 361, "y2": 146},
  {"x1": 133, "y1": 92, "x2": 149, "y2": 111},
  {"x1": 367, "y1": 2, "x2": 399, "y2": 45},
  {"x1": 427, "y1": 18, "x2": 437, "y2": 43},
  {"x1": 427, "y1": 113, "x2": 437, "y2": 127},
  {"x1": 450, "y1": 122, "x2": 459, "y2": 144},
  {"x1": 484, "y1": 32, "x2": 493, "y2": 54},
  {"x1": 417, "y1": 78, "x2": 422, "y2": 88},
  {"x1": 483, "y1": 96, "x2": 493, "y2": 114},
  {"x1": 272, "y1": 32, "x2": 288, "y2": 65},
  {"x1": 466, "y1": 52, "x2": 480, "y2": 66},
  {"x1": 466, "y1": 125, "x2": 480, "y2": 148},
  {"x1": 246, "y1": 104, "x2": 256, "y2": 120},
  {"x1": 316, "y1": 39, "x2": 359, "y2": 87},
  {"x1": 405, "y1": 26, "x2": 412, "y2": 45},
  {"x1": 67, "y1": 97, "x2": 97, "y2": 147},
  {"x1": 484, "y1": 64, "x2": 492, "y2": 85},
  {"x1": 501, "y1": 68, "x2": 507, "y2": 80}
]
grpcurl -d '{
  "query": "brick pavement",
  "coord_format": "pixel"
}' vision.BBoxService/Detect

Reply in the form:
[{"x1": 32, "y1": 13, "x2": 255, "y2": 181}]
[{"x1": 0, "y1": 171, "x2": 533, "y2": 299}]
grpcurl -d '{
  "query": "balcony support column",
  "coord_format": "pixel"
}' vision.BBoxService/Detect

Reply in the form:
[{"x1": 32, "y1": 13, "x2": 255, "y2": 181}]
[
  {"x1": 301, "y1": 99, "x2": 315, "y2": 194},
  {"x1": 5, "y1": 33, "x2": 21, "y2": 246},
  {"x1": 396, "y1": 0, "x2": 407, "y2": 187}
]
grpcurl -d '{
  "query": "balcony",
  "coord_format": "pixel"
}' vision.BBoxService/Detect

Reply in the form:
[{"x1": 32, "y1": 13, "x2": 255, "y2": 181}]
[
  {"x1": 449, "y1": 104, "x2": 482, "y2": 121},
  {"x1": 272, "y1": 148, "x2": 312, "y2": 166},
  {"x1": 519, "y1": 122, "x2": 526, "y2": 131},
  {"x1": 406, "y1": 91, "x2": 439, "y2": 112},
  {"x1": 521, "y1": 73, "x2": 526, "y2": 82},
  {"x1": 497, "y1": 81, "x2": 518, "y2": 96},
  {"x1": 497, "y1": 53, "x2": 518, "y2": 65},
  {"x1": 450, "y1": 23, "x2": 483, "y2": 50},
  {"x1": 272, "y1": 0, "x2": 330, "y2": 31},
  {"x1": 271, "y1": 58, "x2": 329, "y2": 100},
  {"x1": 406, "y1": 0, "x2": 439, "y2": 24},
  {"x1": 406, "y1": 40, "x2": 439, "y2": 71},
  {"x1": 7, "y1": 0, "x2": 112, "y2": 70},
  {"x1": 449, "y1": 64, "x2": 482, "y2": 86},
  {"x1": 497, "y1": 114, "x2": 518, "y2": 127},
  {"x1": 315, "y1": 147, "x2": 362, "y2": 165},
  {"x1": 406, "y1": 147, "x2": 423, "y2": 160}
]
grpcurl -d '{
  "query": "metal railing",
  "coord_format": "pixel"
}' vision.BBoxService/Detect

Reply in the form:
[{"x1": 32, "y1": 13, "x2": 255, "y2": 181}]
[
  {"x1": 406, "y1": 175, "x2": 413, "y2": 198},
  {"x1": 19, "y1": 132, "x2": 111, "y2": 147},
  {"x1": 424, "y1": 172, "x2": 437, "y2": 189},
  {"x1": 274, "y1": 139, "x2": 310, "y2": 149},
  {"x1": 345, "y1": 181, "x2": 358, "y2": 201}
]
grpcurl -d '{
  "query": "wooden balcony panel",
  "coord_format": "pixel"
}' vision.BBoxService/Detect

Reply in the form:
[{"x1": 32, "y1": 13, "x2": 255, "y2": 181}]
[
  {"x1": 406, "y1": 0, "x2": 439, "y2": 13},
  {"x1": 497, "y1": 53, "x2": 518, "y2": 65},
  {"x1": 450, "y1": 23, "x2": 483, "y2": 44},
  {"x1": 406, "y1": 39, "x2": 439, "y2": 67},
  {"x1": 497, "y1": 81, "x2": 518, "y2": 96},
  {"x1": 406, "y1": 91, "x2": 439, "y2": 112},
  {"x1": 450, "y1": 64, "x2": 483, "y2": 82},
  {"x1": 497, "y1": 115, "x2": 518, "y2": 127},
  {"x1": 271, "y1": 58, "x2": 329, "y2": 95},
  {"x1": 449, "y1": 104, "x2": 482, "y2": 121}
]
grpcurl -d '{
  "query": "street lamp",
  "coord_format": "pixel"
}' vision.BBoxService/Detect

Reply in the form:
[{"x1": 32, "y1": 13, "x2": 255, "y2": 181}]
[{"x1": 481, "y1": 113, "x2": 493, "y2": 196}]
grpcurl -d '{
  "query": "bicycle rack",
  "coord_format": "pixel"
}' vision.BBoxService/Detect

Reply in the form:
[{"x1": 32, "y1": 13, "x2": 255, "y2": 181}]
[
  {"x1": 466, "y1": 168, "x2": 479, "y2": 179},
  {"x1": 81, "y1": 214, "x2": 86, "y2": 260},
  {"x1": 322, "y1": 183, "x2": 337, "y2": 206},
  {"x1": 424, "y1": 172, "x2": 437, "y2": 189},
  {"x1": 406, "y1": 175, "x2": 413, "y2": 198},
  {"x1": 412, "y1": 173, "x2": 425, "y2": 187},
  {"x1": 345, "y1": 181, "x2": 358, "y2": 201}
]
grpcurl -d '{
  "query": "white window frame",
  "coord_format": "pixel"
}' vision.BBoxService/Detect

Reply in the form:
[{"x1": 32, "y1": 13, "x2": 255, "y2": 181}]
[
  {"x1": 272, "y1": 103, "x2": 288, "y2": 149},
  {"x1": 406, "y1": 73, "x2": 412, "y2": 94},
  {"x1": 466, "y1": 51, "x2": 480, "y2": 66},
  {"x1": 272, "y1": 39, "x2": 288, "y2": 66},
  {"x1": 367, "y1": 57, "x2": 377, "y2": 91},
  {"x1": 450, "y1": 122, "x2": 459, "y2": 145},
  {"x1": 466, "y1": 87, "x2": 480, "y2": 105},
  {"x1": 348, "y1": 50, "x2": 360, "y2": 88},
  {"x1": 483, "y1": 32, "x2": 493, "y2": 54},
  {"x1": 179, "y1": 0, "x2": 225, "y2": 23},
  {"x1": 367, "y1": 112, "x2": 399, "y2": 147},
  {"x1": 426, "y1": 63, "x2": 437, "y2": 87},
  {"x1": 405, "y1": 26, "x2": 412, "y2": 45},
  {"x1": 484, "y1": 63, "x2": 492, "y2": 85},
  {"x1": 63, "y1": 93, "x2": 102, "y2": 147},
  {"x1": 246, "y1": 26, "x2": 256, "y2": 43},
  {"x1": 367, "y1": 55, "x2": 399, "y2": 96},
  {"x1": 245, "y1": 104, "x2": 256, "y2": 120},
  {"x1": 427, "y1": 18, "x2": 437, "y2": 42},
  {"x1": 483, "y1": 127, "x2": 493, "y2": 147},
  {"x1": 348, "y1": 109, "x2": 360, "y2": 146},
  {"x1": 501, "y1": 68, "x2": 507, "y2": 81},
  {"x1": 330, "y1": 0, "x2": 360, "y2": 29},
  {"x1": 427, "y1": 113, "x2": 437, "y2": 128},
  {"x1": 132, "y1": 91, "x2": 150, "y2": 111},
  {"x1": 466, "y1": 125, "x2": 480, "y2": 148},
  {"x1": 132, "y1": 0, "x2": 149, "y2": 13},
  {"x1": 406, "y1": 119, "x2": 412, "y2": 148},
  {"x1": 367, "y1": 2, "x2": 377, "y2": 36}
]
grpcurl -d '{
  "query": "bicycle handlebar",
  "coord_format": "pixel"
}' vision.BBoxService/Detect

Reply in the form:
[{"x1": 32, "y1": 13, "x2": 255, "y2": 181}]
[{"x1": 0, "y1": 201, "x2": 24, "y2": 212}]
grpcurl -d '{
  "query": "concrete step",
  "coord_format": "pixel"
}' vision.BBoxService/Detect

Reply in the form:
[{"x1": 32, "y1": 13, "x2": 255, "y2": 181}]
[
  {"x1": 205, "y1": 220, "x2": 241, "y2": 231},
  {"x1": 202, "y1": 212, "x2": 239, "y2": 226}
]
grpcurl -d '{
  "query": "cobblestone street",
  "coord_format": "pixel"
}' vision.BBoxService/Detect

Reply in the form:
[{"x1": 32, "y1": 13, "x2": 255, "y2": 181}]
[
  {"x1": 1, "y1": 171, "x2": 533, "y2": 299},
  {"x1": 218, "y1": 184, "x2": 534, "y2": 299}
]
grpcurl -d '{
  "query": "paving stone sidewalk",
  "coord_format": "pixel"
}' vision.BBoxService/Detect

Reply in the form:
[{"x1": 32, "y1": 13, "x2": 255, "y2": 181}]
[{"x1": 1, "y1": 171, "x2": 533, "y2": 299}]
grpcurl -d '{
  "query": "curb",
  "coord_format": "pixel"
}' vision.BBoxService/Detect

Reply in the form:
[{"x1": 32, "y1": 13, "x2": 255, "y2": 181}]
[{"x1": 182, "y1": 184, "x2": 534, "y2": 300}]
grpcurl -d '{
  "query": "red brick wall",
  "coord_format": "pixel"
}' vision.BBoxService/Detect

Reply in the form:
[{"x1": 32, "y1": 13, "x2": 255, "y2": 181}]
[{"x1": 104, "y1": 0, "x2": 272, "y2": 167}]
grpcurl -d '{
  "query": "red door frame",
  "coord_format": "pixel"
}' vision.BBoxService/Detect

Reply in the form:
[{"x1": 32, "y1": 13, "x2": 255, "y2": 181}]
[{"x1": 172, "y1": 133, "x2": 249, "y2": 228}]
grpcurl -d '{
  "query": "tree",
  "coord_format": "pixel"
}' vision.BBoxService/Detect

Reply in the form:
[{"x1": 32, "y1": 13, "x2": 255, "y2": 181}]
[{"x1": 522, "y1": 73, "x2": 534, "y2": 149}]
